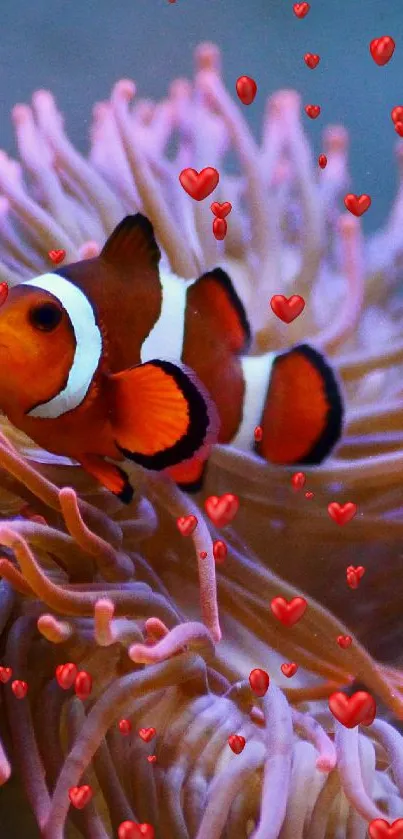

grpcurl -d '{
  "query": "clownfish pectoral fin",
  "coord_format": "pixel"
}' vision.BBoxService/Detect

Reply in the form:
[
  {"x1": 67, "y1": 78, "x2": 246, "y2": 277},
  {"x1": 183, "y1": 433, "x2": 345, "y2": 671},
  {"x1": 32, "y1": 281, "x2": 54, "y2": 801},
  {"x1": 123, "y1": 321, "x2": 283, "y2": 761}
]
[
  {"x1": 165, "y1": 457, "x2": 207, "y2": 493},
  {"x1": 259, "y1": 344, "x2": 344, "y2": 465},
  {"x1": 78, "y1": 454, "x2": 134, "y2": 504},
  {"x1": 107, "y1": 360, "x2": 219, "y2": 471},
  {"x1": 188, "y1": 268, "x2": 251, "y2": 354},
  {"x1": 100, "y1": 214, "x2": 161, "y2": 274}
]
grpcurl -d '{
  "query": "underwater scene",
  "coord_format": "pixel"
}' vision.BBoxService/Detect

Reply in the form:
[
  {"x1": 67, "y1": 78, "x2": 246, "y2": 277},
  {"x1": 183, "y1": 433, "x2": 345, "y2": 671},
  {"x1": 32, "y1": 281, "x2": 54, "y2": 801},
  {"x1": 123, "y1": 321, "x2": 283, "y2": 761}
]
[{"x1": 0, "y1": 0, "x2": 403, "y2": 836}]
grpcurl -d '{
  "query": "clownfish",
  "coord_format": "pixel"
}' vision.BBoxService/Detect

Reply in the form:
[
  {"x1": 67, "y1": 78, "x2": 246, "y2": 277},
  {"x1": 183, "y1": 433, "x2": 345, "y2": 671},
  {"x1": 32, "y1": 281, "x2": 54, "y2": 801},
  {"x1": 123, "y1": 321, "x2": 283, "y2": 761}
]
[{"x1": 0, "y1": 214, "x2": 343, "y2": 502}]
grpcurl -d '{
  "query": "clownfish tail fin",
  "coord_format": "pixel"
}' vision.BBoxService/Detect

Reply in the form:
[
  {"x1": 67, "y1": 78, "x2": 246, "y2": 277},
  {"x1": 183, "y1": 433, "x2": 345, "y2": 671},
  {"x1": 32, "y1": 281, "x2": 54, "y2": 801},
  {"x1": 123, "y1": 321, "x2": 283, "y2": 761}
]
[
  {"x1": 79, "y1": 455, "x2": 134, "y2": 505},
  {"x1": 258, "y1": 343, "x2": 344, "y2": 465}
]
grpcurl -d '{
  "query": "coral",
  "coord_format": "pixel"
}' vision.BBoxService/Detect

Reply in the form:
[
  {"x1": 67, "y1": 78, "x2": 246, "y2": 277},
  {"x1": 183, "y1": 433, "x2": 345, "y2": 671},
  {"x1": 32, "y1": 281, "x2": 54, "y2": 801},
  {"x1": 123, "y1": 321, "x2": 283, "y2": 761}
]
[{"x1": 0, "y1": 42, "x2": 402, "y2": 838}]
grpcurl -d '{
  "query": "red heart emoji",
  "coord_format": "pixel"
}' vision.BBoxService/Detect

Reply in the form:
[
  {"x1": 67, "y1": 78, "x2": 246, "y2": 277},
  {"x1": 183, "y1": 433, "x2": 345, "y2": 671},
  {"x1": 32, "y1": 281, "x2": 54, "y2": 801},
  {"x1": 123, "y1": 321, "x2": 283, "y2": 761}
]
[
  {"x1": 0, "y1": 666, "x2": 12, "y2": 683},
  {"x1": 281, "y1": 662, "x2": 298, "y2": 678},
  {"x1": 293, "y1": 2, "x2": 310, "y2": 18},
  {"x1": 213, "y1": 539, "x2": 227, "y2": 563},
  {"x1": 210, "y1": 201, "x2": 232, "y2": 219},
  {"x1": 318, "y1": 153, "x2": 327, "y2": 169},
  {"x1": 199, "y1": 550, "x2": 207, "y2": 559},
  {"x1": 344, "y1": 193, "x2": 371, "y2": 216},
  {"x1": 56, "y1": 662, "x2": 78, "y2": 690},
  {"x1": 337, "y1": 635, "x2": 352, "y2": 649},
  {"x1": 74, "y1": 670, "x2": 92, "y2": 700},
  {"x1": 69, "y1": 785, "x2": 93, "y2": 809},
  {"x1": 346, "y1": 565, "x2": 365, "y2": 590},
  {"x1": 305, "y1": 104, "x2": 321, "y2": 119},
  {"x1": 369, "y1": 819, "x2": 403, "y2": 838},
  {"x1": 138, "y1": 727, "x2": 156, "y2": 743},
  {"x1": 176, "y1": 515, "x2": 198, "y2": 536},
  {"x1": 391, "y1": 106, "x2": 403, "y2": 124},
  {"x1": 395, "y1": 122, "x2": 403, "y2": 138},
  {"x1": 270, "y1": 596, "x2": 307, "y2": 627},
  {"x1": 119, "y1": 719, "x2": 132, "y2": 735},
  {"x1": 304, "y1": 53, "x2": 320, "y2": 69},
  {"x1": 118, "y1": 822, "x2": 155, "y2": 839},
  {"x1": 328, "y1": 691, "x2": 376, "y2": 728},
  {"x1": 369, "y1": 36, "x2": 395, "y2": 67},
  {"x1": 305, "y1": 491, "x2": 314, "y2": 499},
  {"x1": 270, "y1": 294, "x2": 305, "y2": 323},
  {"x1": 11, "y1": 680, "x2": 28, "y2": 698},
  {"x1": 291, "y1": 472, "x2": 306, "y2": 490},
  {"x1": 0, "y1": 282, "x2": 8, "y2": 307},
  {"x1": 228, "y1": 734, "x2": 246, "y2": 754},
  {"x1": 204, "y1": 493, "x2": 239, "y2": 527},
  {"x1": 212, "y1": 217, "x2": 227, "y2": 240},
  {"x1": 249, "y1": 668, "x2": 270, "y2": 697},
  {"x1": 235, "y1": 76, "x2": 257, "y2": 106},
  {"x1": 48, "y1": 249, "x2": 66, "y2": 265},
  {"x1": 254, "y1": 425, "x2": 263, "y2": 442},
  {"x1": 179, "y1": 167, "x2": 219, "y2": 201},
  {"x1": 147, "y1": 755, "x2": 157, "y2": 763},
  {"x1": 328, "y1": 502, "x2": 357, "y2": 525}
]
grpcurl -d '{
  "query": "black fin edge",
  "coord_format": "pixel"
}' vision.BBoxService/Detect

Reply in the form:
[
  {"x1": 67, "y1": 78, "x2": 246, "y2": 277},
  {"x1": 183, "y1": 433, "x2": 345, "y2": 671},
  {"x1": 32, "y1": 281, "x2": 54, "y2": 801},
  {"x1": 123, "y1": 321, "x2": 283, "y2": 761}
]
[{"x1": 197, "y1": 267, "x2": 252, "y2": 353}]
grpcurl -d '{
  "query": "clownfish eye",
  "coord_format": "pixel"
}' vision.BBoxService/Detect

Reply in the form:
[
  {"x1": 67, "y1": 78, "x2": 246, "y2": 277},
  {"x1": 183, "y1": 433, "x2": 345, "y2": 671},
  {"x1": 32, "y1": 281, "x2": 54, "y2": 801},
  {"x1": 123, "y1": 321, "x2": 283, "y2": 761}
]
[{"x1": 28, "y1": 302, "x2": 63, "y2": 332}]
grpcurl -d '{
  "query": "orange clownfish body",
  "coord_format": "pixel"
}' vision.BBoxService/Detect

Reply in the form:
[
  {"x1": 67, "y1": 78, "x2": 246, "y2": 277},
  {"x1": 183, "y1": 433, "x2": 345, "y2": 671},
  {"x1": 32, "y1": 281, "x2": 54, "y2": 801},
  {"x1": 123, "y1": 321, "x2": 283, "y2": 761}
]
[{"x1": 0, "y1": 214, "x2": 343, "y2": 502}]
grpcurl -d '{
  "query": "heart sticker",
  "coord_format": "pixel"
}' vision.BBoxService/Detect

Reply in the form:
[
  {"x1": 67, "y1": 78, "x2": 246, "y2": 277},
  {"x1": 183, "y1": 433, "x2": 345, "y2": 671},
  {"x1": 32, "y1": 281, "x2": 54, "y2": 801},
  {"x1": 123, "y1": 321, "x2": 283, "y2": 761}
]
[
  {"x1": 368, "y1": 820, "x2": 403, "y2": 838},
  {"x1": 236, "y1": 76, "x2": 257, "y2": 105},
  {"x1": 69, "y1": 785, "x2": 93, "y2": 809},
  {"x1": 270, "y1": 294, "x2": 305, "y2": 323},
  {"x1": 328, "y1": 691, "x2": 376, "y2": 728},
  {"x1": 270, "y1": 597, "x2": 307, "y2": 627},
  {"x1": 56, "y1": 662, "x2": 78, "y2": 690},
  {"x1": 369, "y1": 36, "x2": 395, "y2": 67},
  {"x1": 138, "y1": 727, "x2": 156, "y2": 743},
  {"x1": 176, "y1": 515, "x2": 198, "y2": 536},
  {"x1": 118, "y1": 823, "x2": 155, "y2": 839},
  {"x1": 228, "y1": 734, "x2": 246, "y2": 754},
  {"x1": 344, "y1": 194, "x2": 371, "y2": 217},
  {"x1": 210, "y1": 201, "x2": 232, "y2": 219},
  {"x1": 304, "y1": 53, "x2": 320, "y2": 69},
  {"x1": 249, "y1": 668, "x2": 270, "y2": 697},
  {"x1": 204, "y1": 494, "x2": 239, "y2": 527},
  {"x1": 293, "y1": 3, "x2": 310, "y2": 18},
  {"x1": 328, "y1": 502, "x2": 357, "y2": 525},
  {"x1": 179, "y1": 167, "x2": 219, "y2": 201},
  {"x1": 281, "y1": 662, "x2": 298, "y2": 678},
  {"x1": 305, "y1": 104, "x2": 321, "y2": 119},
  {"x1": 0, "y1": 666, "x2": 12, "y2": 683},
  {"x1": 48, "y1": 249, "x2": 66, "y2": 265}
]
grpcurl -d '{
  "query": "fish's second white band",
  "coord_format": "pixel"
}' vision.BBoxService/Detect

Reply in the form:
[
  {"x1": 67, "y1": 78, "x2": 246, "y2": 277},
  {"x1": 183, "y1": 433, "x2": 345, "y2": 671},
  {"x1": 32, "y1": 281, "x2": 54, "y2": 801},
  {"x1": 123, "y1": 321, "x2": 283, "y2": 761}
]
[
  {"x1": 23, "y1": 273, "x2": 103, "y2": 419},
  {"x1": 231, "y1": 352, "x2": 276, "y2": 451},
  {"x1": 141, "y1": 270, "x2": 195, "y2": 364}
]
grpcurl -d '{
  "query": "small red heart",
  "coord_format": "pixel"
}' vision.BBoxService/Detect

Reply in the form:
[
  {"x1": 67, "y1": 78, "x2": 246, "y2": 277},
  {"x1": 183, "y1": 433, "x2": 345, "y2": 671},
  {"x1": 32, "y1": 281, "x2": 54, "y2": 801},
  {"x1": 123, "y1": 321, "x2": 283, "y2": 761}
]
[
  {"x1": 176, "y1": 515, "x2": 198, "y2": 536},
  {"x1": 48, "y1": 249, "x2": 66, "y2": 265},
  {"x1": 147, "y1": 755, "x2": 157, "y2": 763},
  {"x1": 74, "y1": 670, "x2": 92, "y2": 700},
  {"x1": 369, "y1": 36, "x2": 395, "y2": 67},
  {"x1": 318, "y1": 154, "x2": 327, "y2": 169},
  {"x1": 213, "y1": 540, "x2": 227, "y2": 563},
  {"x1": 179, "y1": 167, "x2": 219, "y2": 201},
  {"x1": 395, "y1": 122, "x2": 403, "y2": 138},
  {"x1": 0, "y1": 282, "x2": 8, "y2": 307},
  {"x1": 304, "y1": 53, "x2": 320, "y2": 69},
  {"x1": 0, "y1": 666, "x2": 12, "y2": 683},
  {"x1": 305, "y1": 104, "x2": 321, "y2": 119},
  {"x1": 235, "y1": 76, "x2": 257, "y2": 106},
  {"x1": 249, "y1": 668, "x2": 270, "y2": 697},
  {"x1": 291, "y1": 471, "x2": 306, "y2": 490},
  {"x1": 69, "y1": 785, "x2": 93, "y2": 809},
  {"x1": 119, "y1": 719, "x2": 132, "y2": 735},
  {"x1": 204, "y1": 493, "x2": 239, "y2": 527},
  {"x1": 391, "y1": 106, "x2": 403, "y2": 124},
  {"x1": 56, "y1": 662, "x2": 78, "y2": 690},
  {"x1": 270, "y1": 596, "x2": 307, "y2": 627},
  {"x1": 138, "y1": 727, "x2": 156, "y2": 743},
  {"x1": 369, "y1": 819, "x2": 403, "y2": 838},
  {"x1": 11, "y1": 680, "x2": 28, "y2": 698},
  {"x1": 328, "y1": 502, "x2": 357, "y2": 525},
  {"x1": 305, "y1": 491, "x2": 314, "y2": 499},
  {"x1": 293, "y1": 2, "x2": 310, "y2": 18},
  {"x1": 212, "y1": 217, "x2": 227, "y2": 240},
  {"x1": 210, "y1": 201, "x2": 232, "y2": 219},
  {"x1": 228, "y1": 734, "x2": 246, "y2": 754},
  {"x1": 199, "y1": 550, "x2": 207, "y2": 559},
  {"x1": 344, "y1": 193, "x2": 371, "y2": 217},
  {"x1": 118, "y1": 822, "x2": 155, "y2": 839},
  {"x1": 337, "y1": 635, "x2": 352, "y2": 649},
  {"x1": 281, "y1": 662, "x2": 298, "y2": 678},
  {"x1": 270, "y1": 294, "x2": 305, "y2": 323},
  {"x1": 346, "y1": 565, "x2": 365, "y2": 589},
  {"x1": 328, "y1": 691, "x2": 376, "y2": 728},
  {"x1": 254, "y1": 425, "x2": 263, "y2": 442}
]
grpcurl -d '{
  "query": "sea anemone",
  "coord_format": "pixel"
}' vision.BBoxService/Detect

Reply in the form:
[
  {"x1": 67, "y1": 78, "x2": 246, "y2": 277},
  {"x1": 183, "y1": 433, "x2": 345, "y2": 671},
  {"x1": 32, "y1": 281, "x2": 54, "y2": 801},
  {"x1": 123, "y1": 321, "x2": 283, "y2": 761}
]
[{"x1": 0, "y1": 42, "x2": 403, "y2": 838}]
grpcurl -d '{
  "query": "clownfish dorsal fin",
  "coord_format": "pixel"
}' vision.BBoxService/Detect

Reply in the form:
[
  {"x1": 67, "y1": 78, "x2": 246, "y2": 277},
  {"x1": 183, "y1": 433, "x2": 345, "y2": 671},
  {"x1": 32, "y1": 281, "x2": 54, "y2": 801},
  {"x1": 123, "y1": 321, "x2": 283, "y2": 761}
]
[
  {"x1": 188, "y1": 267, "x2": 251, "y2": 354},
  {"x1": 100, "y1": 214, "x2": 161, "y2": 274}
]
